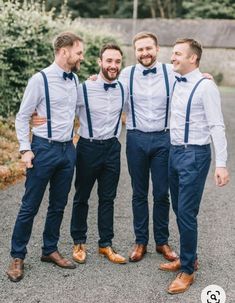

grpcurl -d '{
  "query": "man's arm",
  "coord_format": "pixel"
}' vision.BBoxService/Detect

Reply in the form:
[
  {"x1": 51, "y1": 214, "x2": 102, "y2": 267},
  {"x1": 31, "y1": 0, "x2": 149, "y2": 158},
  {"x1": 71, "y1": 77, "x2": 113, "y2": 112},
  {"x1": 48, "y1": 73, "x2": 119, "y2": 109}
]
[{"x1": 202, "y1": 81, "x2": 229, "y2": 187}]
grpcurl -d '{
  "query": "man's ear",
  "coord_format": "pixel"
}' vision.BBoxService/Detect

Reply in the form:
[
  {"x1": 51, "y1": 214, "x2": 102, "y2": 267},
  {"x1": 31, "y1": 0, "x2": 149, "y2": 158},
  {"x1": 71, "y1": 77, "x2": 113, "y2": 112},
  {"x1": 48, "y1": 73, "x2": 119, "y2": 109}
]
[
  {"x1": 97, "y1": 57, "x2": 102, "y2": 67},
  {"x1": 190, "y1": 53, "x2": 197, "y2": 65}
]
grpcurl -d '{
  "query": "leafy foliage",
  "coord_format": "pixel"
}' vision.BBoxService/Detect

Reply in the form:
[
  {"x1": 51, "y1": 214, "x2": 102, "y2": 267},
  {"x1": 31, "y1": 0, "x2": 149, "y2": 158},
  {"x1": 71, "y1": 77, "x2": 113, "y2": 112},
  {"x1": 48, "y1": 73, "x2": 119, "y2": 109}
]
[{"x1": 0, "y1": 0, "x2": 120, "y2": 117}]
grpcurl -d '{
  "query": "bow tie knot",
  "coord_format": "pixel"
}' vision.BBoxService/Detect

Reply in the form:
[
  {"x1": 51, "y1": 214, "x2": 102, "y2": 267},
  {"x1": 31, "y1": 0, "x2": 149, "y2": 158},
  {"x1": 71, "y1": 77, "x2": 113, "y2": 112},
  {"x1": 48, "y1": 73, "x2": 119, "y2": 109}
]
[
  {"x1": 175, "y1": 76, "x2": 187, "y2": 82},
  {"x1": 63, "y1": 72, "x2": 74, "y2": 80},
  {"x1": 104, "y1": 83, "x2": 117, "y2": 91},
  {"x1": 143, "y1": 67, "x2": 157, "y2": 76}
]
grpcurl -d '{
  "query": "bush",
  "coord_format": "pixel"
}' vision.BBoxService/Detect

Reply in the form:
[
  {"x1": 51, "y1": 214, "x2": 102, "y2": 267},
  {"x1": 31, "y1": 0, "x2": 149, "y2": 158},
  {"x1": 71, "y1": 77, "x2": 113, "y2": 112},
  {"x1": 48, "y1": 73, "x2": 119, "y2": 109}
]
[{"x1": 0, "y1": 0, "x2": 121, "y2": 117}]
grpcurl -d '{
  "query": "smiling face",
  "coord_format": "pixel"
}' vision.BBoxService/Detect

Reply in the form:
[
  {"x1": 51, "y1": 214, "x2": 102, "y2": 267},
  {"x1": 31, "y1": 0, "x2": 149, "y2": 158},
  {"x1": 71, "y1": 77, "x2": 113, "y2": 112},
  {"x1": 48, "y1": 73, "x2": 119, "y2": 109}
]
[
  {"x1": 134, "y1": 37, "x2": 159, "y2": 68},
  {"x1": 171, "y1": 42, "x2": 199, "y2": 75},
  {"x1": 98, "y1": 48, "x2": 122, "y2": 82}
]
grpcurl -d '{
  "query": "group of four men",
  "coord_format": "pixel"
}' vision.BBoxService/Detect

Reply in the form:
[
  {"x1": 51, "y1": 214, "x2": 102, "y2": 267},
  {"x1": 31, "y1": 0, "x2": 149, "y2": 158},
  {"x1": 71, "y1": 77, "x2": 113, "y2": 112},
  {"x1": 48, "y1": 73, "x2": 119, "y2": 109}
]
[{"x1": 6, "y1": 31, "x2": 229, "y2": 294}]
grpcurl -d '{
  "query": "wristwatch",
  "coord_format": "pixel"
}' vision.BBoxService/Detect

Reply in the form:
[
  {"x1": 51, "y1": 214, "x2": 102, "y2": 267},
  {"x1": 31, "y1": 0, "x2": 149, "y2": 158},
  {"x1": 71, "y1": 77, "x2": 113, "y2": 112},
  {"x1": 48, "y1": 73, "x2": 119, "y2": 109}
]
[{"x1": 20, "y1": 150, "x2": 30, "y2": 155}]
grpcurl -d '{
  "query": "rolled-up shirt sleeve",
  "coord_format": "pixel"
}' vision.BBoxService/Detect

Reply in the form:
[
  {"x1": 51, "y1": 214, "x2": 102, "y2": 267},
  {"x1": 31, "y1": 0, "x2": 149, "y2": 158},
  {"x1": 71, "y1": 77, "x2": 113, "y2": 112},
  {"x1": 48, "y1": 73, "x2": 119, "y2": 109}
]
[{"x1": 15, "y1": 74, "x2": 43, "y2": 151}]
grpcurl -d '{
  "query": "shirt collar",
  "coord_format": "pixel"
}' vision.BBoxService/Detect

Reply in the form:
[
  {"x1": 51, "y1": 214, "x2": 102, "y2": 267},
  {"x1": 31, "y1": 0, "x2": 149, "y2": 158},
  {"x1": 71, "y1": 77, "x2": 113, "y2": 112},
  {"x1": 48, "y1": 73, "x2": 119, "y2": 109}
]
[
  {"x1": 97, "y1": 73, "x2": 118, "y2": 85},
  {"x1": 51, "y1": 62, "x2": 72, "y2": 78},
  {"x1": 181, "y1": 68, "x2": 202, "y2": 82},
  {"x1": 137, "y1": 60, "x2": 159, "y2": 72}
]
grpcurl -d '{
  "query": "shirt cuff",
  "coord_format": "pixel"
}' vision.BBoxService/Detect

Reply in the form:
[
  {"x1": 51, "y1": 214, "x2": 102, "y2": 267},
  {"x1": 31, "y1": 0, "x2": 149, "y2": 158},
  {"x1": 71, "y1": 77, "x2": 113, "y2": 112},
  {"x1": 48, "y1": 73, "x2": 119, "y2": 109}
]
[
  {"x1": 216, "y1": 161, "x2": 226, "y2": 168},
  {"x1": 19, "y1": 143, "x2": 31, "y2": 152}
]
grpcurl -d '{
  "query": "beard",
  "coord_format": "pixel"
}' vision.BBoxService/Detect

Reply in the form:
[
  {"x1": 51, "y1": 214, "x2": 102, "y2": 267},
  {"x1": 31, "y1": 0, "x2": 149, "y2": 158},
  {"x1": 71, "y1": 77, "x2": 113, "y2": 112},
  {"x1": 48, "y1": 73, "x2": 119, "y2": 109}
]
[
  {"x1": 137, "y1": 54, "x2": 156, "y2": 67},
  {"x1": 101, "y1": 67, "x2": 120, "y2": 81}
]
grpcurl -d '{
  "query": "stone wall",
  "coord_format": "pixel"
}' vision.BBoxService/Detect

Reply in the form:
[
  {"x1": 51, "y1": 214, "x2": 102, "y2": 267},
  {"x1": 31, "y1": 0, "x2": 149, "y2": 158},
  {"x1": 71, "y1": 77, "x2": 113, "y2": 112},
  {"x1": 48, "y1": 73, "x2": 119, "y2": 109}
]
[{"x1": 80, "y1": 18, "x2": 235, "y2": 86}]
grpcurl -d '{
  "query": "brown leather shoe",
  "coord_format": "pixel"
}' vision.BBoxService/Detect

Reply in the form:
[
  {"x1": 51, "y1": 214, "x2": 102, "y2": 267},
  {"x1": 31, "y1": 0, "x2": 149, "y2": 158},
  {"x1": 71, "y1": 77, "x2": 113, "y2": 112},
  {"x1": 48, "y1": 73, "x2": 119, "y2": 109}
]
[
  {"x1": 156, "y1": 244, "x2": 178, "y2": 261},
  {"x1": 99, "y1": 246, "x2": 127, "y2": 264},
  {"x1": 159, "y1": 258, "x2": 198, "y2": 272},
  {"x1": 6, "y1": 258, "x2": 24, "y2": 282},
  {"x1": 72, "y1": 244, "x2": 86, "y2": 264},
  {"x1": 129, "y1": 244, "x2": 147, "y2": 262},
  {"x1": 167, "y1": 272, "x2": 195, "y2": 294},
  {"x1": 41, "y1": 251, "x2": 76, "y2": 269}
]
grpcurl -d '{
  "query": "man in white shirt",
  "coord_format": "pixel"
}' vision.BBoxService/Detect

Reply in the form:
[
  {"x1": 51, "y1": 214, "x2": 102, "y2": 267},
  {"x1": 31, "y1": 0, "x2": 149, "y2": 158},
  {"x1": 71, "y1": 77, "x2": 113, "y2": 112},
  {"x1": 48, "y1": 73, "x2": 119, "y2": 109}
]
[
  {"x1": 119, "y1": 32, "x2": 178, "y2": 262},
  {"x1": 70, "y1": 44, "x2": 127, "y2": 264},
  {"x1": 159, "y1": 38, "x2": 229, "y2": 294},
  {"x1": 7, "y1": 32, "x2": 84, "y2": 282}
]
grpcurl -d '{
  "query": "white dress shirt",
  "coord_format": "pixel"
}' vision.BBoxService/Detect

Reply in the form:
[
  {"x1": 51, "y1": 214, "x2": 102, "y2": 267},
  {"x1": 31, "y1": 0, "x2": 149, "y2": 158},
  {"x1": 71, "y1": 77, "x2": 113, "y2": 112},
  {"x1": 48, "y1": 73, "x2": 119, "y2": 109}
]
[
  {"x1": 170, "y1": 68, "x2": 227, "y2": 167},
  {"x1": 15, "y1": 62, "x2": 79, "y2": 151},
  {"x1": 119, "y1": 61, "x2": 175, "y2": 132},
  {"x1": 77, "y1": 75, "x2": 128, "y2": 140}
]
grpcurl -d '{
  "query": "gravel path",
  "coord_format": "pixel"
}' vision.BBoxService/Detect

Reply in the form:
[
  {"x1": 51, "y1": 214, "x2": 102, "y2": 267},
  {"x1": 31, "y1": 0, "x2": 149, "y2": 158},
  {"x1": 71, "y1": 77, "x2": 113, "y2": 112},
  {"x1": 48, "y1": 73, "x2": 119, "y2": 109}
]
[{"x1": 0, "y1": 89, "x2": 234, "y2": 303}]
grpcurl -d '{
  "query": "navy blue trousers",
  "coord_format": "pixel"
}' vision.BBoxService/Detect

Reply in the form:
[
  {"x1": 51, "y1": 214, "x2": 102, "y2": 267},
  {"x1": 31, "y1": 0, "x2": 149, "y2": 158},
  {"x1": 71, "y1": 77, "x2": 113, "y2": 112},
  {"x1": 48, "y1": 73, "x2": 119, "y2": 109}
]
[
  {"x1": 126, "y1": 129, "x2": 170, "y2": 245},
  {"x1": 169, "y1": 144, "x2": 211, "y2": 274},
  {"x1": 70, "y1": 137, "x2": 121, "y2": 248},
  {"x1": 10, "y1": 136, "x2": 76, "y2": 259}
]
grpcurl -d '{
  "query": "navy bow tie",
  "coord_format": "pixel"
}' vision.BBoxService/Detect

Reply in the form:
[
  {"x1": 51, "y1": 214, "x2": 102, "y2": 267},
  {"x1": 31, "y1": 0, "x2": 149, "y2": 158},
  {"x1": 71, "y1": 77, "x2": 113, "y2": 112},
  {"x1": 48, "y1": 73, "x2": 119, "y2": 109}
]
[
  {"x1": 63, "y1": 72, "x2": 74, "y2": 80},
  {"x1": 104, "y1": 83, "x2": 117, "y2": 91},
  {"x1": 143, "y1": 67, "x2": 157, "y2": 76},
  {"x1": 175, "y1": 76, "x2": 187, "y2": 82}
]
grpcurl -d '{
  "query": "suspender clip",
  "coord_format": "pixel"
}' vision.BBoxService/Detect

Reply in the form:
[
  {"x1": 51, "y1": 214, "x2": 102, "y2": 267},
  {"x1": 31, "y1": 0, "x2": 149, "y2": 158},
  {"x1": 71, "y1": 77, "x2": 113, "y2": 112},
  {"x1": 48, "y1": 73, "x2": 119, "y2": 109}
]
[
  {"x1": 184, "y1": 144, "x2": 188, "y2": 148},
  {"x1": 90, "y1": 139, "x2": 93, "y2": 142}
]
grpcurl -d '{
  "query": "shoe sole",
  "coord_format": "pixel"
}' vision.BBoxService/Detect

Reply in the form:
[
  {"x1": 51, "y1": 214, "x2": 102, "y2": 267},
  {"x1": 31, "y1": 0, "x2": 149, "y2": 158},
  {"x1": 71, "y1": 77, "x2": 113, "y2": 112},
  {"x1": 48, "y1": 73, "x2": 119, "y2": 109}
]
[
  {"x1": 99, "y1": 254, "x2": 127, "y2": 264},
  {"x1": 41, "y1": 257, "x2": 76, "y2": 269},
  {"x1": 72, "y1": 256, "x2": 86, "y2": 264},
  {"x1": 167, "y1": 282, "x2": 193, "y2": 294},
  {"x1": 6, "y1": 273, "x2": 24, "y2": 282},
  {"x1": 156, "y1": 250, "x2": 178, "y2": 262}
]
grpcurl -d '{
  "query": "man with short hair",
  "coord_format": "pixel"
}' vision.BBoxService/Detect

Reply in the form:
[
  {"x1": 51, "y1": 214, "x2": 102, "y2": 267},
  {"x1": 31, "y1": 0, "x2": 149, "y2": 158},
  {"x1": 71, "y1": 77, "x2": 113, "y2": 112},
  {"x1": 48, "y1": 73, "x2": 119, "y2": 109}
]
[
  {"x1": 70, "y1": 44, "x2": 127, "y2": 264},
  {"x1": 119, "y1": 32, "x2": 178, "y2": 262},
  {"x1": 7, "y1": 31, "x2": 84, "y2": 282},
  {"x1": 159, "y1": 38, "x2": 229, "y2": 294}
]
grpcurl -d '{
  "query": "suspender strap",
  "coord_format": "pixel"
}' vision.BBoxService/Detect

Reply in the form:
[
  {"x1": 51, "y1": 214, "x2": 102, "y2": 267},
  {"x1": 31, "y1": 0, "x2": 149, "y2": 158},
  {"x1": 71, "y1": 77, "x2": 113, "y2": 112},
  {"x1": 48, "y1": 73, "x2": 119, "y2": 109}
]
[
  {"x1": 130, "y1": 65, "x2": 136, "y2": 128},
  {"x1": 82, "y1": 83, "x2": 93, "y2": 138},
  {"x1": 71, "y1": 74, "x2": 78, "y2": 138},
  {"x1": 162, "y1": 64, "x2": 170, "y2": 129},
  {"x1": 114, "y1": 81, "x2": 125, "y2": 136},
  {"x1": 184, "y1": 78, "x2": 207, "y2": 144},
  {"x1": 40, "y1": 71, "x2": 52, "y2": 139}
]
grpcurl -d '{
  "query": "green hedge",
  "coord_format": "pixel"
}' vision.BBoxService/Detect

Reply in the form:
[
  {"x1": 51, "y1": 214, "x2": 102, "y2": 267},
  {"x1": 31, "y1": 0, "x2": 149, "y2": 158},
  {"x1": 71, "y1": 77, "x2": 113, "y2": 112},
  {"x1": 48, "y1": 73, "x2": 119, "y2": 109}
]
[{"x1": 0, "y1": 0, "x2": 121, "y2": 117}]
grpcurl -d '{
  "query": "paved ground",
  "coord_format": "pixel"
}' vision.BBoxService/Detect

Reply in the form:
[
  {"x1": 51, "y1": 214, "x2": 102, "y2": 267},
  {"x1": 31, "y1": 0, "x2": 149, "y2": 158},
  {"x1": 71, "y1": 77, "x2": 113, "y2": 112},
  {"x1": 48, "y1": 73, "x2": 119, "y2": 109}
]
[{"x1": 0, "y1": 89, "x2": 234, "y2": 303}]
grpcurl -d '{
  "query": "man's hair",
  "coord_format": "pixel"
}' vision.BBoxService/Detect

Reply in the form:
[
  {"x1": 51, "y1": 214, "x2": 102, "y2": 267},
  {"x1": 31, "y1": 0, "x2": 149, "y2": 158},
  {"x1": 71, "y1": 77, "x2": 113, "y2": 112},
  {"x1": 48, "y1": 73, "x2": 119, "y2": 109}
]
[
  {"x1": 53, "y1": 32, "x2": 83, "y2": 53},
  {"x1": 132, "y1": 31, "x2": 158, "y2": 47},
  {"x1": 174, "y1": 38, "x2": 202, "y2": 65},
  {"x1": 99, "y1": 43, "x2": 123, "y2": 59}
]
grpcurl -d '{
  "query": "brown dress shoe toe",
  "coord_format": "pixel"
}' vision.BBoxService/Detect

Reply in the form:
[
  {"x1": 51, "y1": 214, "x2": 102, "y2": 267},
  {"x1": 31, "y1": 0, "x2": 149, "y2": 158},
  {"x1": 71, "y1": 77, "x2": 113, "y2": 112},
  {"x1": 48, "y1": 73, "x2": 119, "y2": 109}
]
[
  {"x1": 129, "y1": 244, "x2": 147, "y2": 262},
  {"x1": 6, "y1": 258, "x2": 24, "y2": 282},
  {"x1": 41, "y1": 251, "x2": 76, "y2": 269},
  {"x1": 156, "y1": 244, "x2": 178, "y2": 261},
  {"x1": 99, "y1": 246, "x2": 127, "y2": 264},
  {"x1": 72, "y1": 244, "x2": 86, "y2": 264},
  {"x1": 167, "y1": 272, "x2": 195, "y2": 294},
  {"x1": 159, "y1": 258, "x2": 198, "y2": 272}
]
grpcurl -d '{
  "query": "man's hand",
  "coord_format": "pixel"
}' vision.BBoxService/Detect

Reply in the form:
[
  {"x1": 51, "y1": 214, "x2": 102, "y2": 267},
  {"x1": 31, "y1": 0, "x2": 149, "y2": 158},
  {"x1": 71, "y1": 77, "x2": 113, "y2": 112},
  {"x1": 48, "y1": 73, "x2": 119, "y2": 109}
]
[
  {"x1": 31, "y1": 111, "x2": 47, "y2": 127},
  {"x1": 21, "y1": 151, "x2": 35, "y2": 168},
  {"x1": 202, "y1": 73, "x2": 214, "y2": 80},
  {"x1": 214, "y1": 167, "x2": 229, "y2": 187},
  {"x1": 88, "y1": 74, "x2": 98, "y2": 81}
]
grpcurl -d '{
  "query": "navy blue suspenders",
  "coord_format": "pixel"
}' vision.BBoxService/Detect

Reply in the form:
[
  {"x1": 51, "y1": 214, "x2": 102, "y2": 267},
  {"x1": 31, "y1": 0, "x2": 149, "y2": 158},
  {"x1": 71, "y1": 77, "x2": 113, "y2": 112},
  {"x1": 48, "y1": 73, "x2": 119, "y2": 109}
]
[
  {"x1": 40, "y1": 71, "x2": 52, "y2": 139},
  {"x1": 162, "y1": 64, "x2": 170, "y2": 130},
  {"x1": 129, "y1": 64, "x2": 170, "y2": 129},
  {"x1": 184, "y1": 78, "x2": 207, "y2": 144},
  {"x1": 82, "y1": 81, "x2": 124, "y2": 139},
  {"x1": 114, "y1": 81, "x2": 124, "y2": 136},
  {"x1": 130, "y1": 65, "x2": 136, "y2": 128},
  {"x1": 82, "y1": 82, "x2": 93, "y2": 138},
  {"x1": 40, "y1": 71, "x2": 77, "y2": 140}
]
